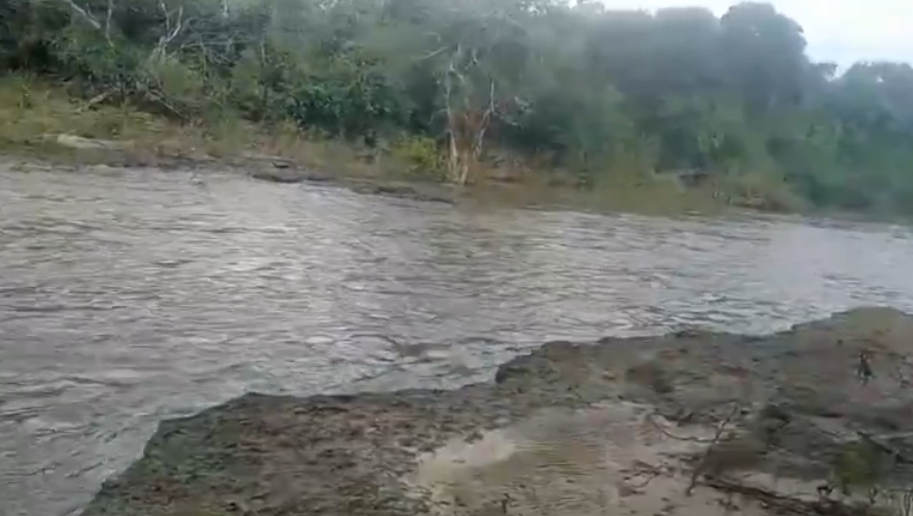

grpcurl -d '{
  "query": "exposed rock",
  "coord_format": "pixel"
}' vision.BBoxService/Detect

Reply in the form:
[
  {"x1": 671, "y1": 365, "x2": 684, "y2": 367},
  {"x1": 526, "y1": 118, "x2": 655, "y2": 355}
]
[{"x1": 80, "y1": 307, "x2": 913, "y2": 516}]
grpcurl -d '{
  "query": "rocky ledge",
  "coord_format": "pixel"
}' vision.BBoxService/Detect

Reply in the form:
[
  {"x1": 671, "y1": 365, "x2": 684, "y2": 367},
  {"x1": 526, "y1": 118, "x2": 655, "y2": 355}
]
[{"x1": 81, "y1": 307, "x2": 913, "y2": 516}]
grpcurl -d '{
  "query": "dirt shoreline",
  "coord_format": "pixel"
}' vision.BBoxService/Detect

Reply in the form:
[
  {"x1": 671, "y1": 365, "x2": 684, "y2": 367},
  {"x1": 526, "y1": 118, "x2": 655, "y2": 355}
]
[
  {"x1": 79, "y1": 307, "x2": 913, "y2": 516},
  {"x1": 2, "y1": 132, "x2": 766, "y2": 217},
  {"x1": 0, "y1": 141, "x2": 464, "y2": 207}
]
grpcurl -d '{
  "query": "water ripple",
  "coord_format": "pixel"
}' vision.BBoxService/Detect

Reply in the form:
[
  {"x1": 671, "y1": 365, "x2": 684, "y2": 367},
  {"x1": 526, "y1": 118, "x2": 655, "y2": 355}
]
[{"x1": 1, "y1": 165, "x2": 913, "y2": 515}]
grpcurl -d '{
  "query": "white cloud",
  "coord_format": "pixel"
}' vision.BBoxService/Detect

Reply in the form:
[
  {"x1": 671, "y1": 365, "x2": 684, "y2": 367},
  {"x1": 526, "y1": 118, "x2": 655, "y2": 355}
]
[{"x1": 598, "y1": 0, "x2": 913, "y2": 64}]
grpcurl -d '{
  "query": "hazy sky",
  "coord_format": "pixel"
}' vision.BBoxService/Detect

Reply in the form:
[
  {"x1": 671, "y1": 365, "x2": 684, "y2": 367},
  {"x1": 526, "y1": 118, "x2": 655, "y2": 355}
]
[{"x1": 603, "y1": 0, "x2": 913, "y2": 64}]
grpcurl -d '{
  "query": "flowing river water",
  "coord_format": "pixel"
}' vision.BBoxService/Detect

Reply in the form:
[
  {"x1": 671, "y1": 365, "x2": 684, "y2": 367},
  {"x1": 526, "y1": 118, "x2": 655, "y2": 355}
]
[{"x1": 1, "y1": 164, "x2": 913, "y2": 516}]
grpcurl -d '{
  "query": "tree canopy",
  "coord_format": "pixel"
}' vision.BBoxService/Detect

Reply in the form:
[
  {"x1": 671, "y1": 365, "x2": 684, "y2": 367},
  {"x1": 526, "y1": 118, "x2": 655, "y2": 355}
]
[{"x1": 3, "y1": 0, "x2": 913, "y2": 213}]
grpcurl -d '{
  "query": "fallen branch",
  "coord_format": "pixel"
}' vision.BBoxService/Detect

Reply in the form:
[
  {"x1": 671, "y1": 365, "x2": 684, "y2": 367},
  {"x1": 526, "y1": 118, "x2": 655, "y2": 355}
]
[
  {"x1": 79, "y1": 91, "x2": 112, "y2": 111},
  {"x1": 687, "y1": 401, "x2": 741, "y2": 495},
  {"x1": 703, "y1": 476, "x2": 866, "y2": 516},
  {"x1": 647, "y1": 414, "x2": 723, "y2": 444},
  {"x1": 144, "y1": 90, "x2": 188, "y2": 121},
  {"x1": 646, "y1": 401, "x2": 745, "y2": 446}
]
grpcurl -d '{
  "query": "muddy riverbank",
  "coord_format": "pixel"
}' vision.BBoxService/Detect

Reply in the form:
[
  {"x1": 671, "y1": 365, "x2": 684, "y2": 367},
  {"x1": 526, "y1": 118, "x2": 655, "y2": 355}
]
[
  {"x1": 79, "y1": 307, "x2": 913, "y2": 516},
  {"x1": 2, "y1": 131, "x2": 749, "y2": 216},
  {"x1": 1, "y1": 149, "x2": 463, "y2": 206}
]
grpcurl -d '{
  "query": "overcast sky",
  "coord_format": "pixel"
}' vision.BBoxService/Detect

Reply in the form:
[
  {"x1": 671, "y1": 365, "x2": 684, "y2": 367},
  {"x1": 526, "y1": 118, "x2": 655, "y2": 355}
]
[{"x1": 601, "y1": 0, "x2": 913, "y2": 65}]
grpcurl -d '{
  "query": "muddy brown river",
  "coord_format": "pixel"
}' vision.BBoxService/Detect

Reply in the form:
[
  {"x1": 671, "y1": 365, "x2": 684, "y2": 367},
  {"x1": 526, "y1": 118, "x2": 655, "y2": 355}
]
[{"x1": 1, "y1": 164, "x2": 913, "y2": 516}]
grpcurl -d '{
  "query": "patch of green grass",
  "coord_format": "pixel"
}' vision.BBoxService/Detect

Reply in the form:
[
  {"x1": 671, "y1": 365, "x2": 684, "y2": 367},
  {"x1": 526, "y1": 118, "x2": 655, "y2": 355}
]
[
  {"x1": 0, "y1": 75, "x2": 168, "y2": 143},
  {"x1": 0, "y1": 74, "x2": 398, "y2": 178},
  {"x1": 830, "y1": 440, "x2": 884, "y2": 496}
]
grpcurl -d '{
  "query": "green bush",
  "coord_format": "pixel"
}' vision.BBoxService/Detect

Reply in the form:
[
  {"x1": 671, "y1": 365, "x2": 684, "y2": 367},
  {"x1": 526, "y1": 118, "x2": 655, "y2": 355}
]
[{"x1": 390, "y1": 135, "x2": 446, "y2": 180}]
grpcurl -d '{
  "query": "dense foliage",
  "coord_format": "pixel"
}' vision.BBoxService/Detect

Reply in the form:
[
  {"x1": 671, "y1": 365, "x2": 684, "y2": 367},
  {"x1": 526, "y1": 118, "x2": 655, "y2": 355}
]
[{"x1": 3, "y1": 0, "x2": 913, "y2": 212}]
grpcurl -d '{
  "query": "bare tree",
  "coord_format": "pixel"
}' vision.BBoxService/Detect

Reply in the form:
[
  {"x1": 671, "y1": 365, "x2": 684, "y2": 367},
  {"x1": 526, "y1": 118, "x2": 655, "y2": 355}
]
[{"x1": 440, "y1": 43, "x2": 499, "y2": 184}]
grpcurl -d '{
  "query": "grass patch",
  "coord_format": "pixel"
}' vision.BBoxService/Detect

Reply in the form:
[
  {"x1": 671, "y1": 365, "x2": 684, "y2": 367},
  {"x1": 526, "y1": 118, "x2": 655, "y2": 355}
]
[
  {"x1": 0, "y1": 75, "x2": 403, "y2": 178},
  {"x1": 0, "y1": 75, "x2": 167, "y2": 144}
]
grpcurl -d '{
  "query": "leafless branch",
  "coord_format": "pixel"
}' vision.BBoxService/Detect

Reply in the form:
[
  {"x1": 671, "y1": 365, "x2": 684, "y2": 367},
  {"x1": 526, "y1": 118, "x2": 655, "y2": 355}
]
[
  {"x1": 447, "y1": 46, "x2": 468, "y2": 89},
  {"x1": 58, "y1": 0, "x2": 102, "y2": 32},
  {"x1": 645, "y1": 402, "x2": 746, "y2": 445},
  {"x1": 472, "y1": 76, "x2": 496, "y2": 159},
  {"x1": 151, "y1": 0, "x2": 184, "y2": 59},
  {"x1": 469, "y1": 47, "x2": 481, "y2": 69},
  {"x1": 104, "y1": 0, "x2": 114, "y2": 42},
  {"x1": 686, "y1": 401, "x2": 741, "y2": 495},
  {"x1": 145, "y1": 89, "x2": 188, "y2": 120},
  {"x1": 167, "y1": 6, "x2": 185, "y2": 43},
  {"x1": 415, "y1": 45, "x2": 450, "y2": 63},
  {"x1": 443, "y1": 44, "x2": 462, "y2": 182},
  {"x1": 646, "y1": 415, "x2": 725, "y2": 444}
]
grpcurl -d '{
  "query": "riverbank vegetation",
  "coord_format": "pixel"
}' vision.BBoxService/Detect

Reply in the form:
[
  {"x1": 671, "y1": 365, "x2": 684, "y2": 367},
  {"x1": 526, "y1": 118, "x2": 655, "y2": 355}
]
[{"x1": 2, "y1": 0, "x2": 913, "y2": 214}]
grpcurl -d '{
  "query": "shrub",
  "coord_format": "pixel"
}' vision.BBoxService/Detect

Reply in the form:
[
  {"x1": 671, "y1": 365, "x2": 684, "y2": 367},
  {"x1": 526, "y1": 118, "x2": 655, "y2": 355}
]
[{"x1": 389, "y1": 134, "x2": 446, "y2": 181}]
